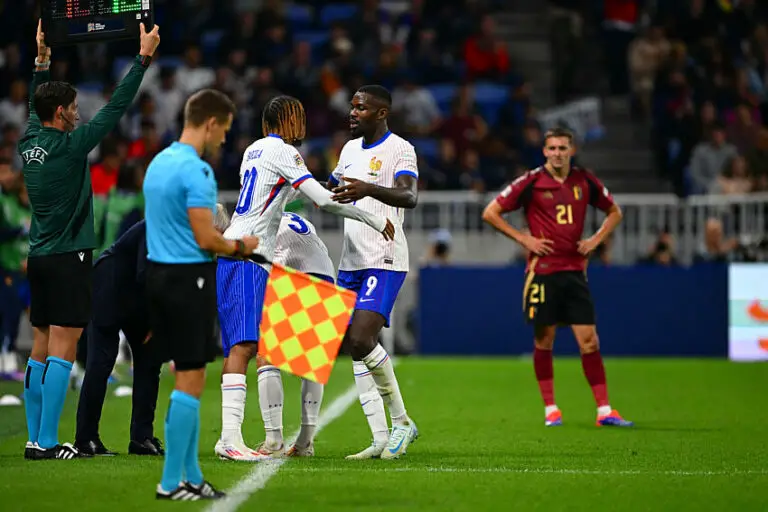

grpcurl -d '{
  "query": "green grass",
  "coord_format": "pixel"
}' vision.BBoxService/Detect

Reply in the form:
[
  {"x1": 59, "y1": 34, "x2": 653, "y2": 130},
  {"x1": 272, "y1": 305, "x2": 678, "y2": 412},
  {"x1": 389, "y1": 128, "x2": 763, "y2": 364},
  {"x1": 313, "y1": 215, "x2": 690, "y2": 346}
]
[{"x1": 0, "y1": 358, "x2": 767, "y2": 511}]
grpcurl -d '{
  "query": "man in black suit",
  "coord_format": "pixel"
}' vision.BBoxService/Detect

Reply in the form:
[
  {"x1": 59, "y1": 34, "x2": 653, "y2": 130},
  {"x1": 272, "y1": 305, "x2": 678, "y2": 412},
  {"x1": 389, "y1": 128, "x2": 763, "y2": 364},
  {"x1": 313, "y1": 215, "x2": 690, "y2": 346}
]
[{"x1": 74, "y1": 220, "x2": 164, "y2": 456}]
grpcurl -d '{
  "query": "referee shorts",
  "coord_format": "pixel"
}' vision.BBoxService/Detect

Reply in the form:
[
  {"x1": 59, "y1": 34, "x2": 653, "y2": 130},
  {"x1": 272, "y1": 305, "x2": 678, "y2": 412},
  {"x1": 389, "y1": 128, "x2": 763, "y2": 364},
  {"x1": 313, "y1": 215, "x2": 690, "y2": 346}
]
[
  {"x1": 27, "y1": 250, "x2": 93, "y2": 328},
  {"x1": 146, "y1": 261, "x2": 218, "y2": 371}
]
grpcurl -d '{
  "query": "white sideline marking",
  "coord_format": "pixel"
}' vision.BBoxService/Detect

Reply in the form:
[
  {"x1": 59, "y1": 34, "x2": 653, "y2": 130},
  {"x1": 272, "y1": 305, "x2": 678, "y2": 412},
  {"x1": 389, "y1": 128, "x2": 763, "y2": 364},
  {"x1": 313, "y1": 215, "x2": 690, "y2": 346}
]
[
  {"x1": 280, "y1": 466, "x2": 768, "y2": 477},
  {"x1": 205, "y1": 385, "x2": 360, "y2": 512}
]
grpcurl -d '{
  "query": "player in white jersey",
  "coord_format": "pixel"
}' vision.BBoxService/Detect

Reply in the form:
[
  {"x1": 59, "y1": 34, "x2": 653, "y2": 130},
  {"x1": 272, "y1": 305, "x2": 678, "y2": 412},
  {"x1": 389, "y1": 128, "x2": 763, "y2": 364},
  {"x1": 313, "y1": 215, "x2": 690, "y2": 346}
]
[
  {"x1": 327, "y1": 85, "x2": 419, "y2": 460},
  {"x1": 214, "y1": 96, "x2": 394, "y2": 461}
]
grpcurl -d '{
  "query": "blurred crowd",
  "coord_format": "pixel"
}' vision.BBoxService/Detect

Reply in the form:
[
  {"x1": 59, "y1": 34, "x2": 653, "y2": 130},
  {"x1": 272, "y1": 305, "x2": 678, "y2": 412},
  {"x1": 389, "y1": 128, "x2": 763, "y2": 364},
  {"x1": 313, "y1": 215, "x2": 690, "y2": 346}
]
[{"x1": 0, "y1": 0, "x2": 536, "y2": 200}]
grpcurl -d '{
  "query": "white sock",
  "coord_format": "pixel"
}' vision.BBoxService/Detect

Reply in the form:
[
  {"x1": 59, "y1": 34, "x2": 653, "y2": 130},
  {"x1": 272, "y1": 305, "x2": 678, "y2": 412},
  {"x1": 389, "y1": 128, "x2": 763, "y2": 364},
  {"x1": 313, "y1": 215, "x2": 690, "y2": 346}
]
[
  {"x1": 597, "y1": 405, "x2": 612, "y2": 417},
  {"x1": 545, "y1": 405, "x2": 559, "y2": 416},
  {"x1": 221, "y1": 373, "x2": 247, "y2": 444},
  {"x1": 295, "y1": 379, "x2": 324, "y2": 447},
  {"x1": 353, "y1": 360, "x2": 390, "y2": 444},
  {"x1": 362, "y1": 344, "x2": 409, "y2": 426},
  {"x1": 257, "y1": 365, "x2": 284, "y2": 448}
]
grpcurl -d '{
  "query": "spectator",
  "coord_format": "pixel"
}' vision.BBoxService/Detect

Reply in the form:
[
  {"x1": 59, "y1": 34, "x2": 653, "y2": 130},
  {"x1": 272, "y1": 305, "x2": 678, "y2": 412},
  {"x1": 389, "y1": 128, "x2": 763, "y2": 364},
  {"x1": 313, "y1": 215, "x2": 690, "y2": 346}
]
[
  {"x1": 422, "y1": 229, "x2": 452, "y2": 267},
  {"x1": 0, "y1": 78, "x2": 27, "y2": 130},
  {"x1": 716, "y1": 155, "x2": 753, "y2": 195},
  {"x1": 694, "y1": 218, "x2": 739, "y2": 263},
  {"x1": 602, "y1": 0, "x2": 640, "y2": 95},
  {"x1": 391, "y1": 74, "x2": 442, "y2": 136},
  {"x1": 726, "y1": 102, "x2": 759, "y2": 154},
  {"x1": 688, "y1": 124, "x2": 738, "y2": 194},
  {"x1": 91, "y1": 138, "x2": 126, "y2": 197},
  {"x1": 628, "y1": 25, "x2": 670, "y2": 119},
  {"x1": 463, "y1": 15, "x2": 510, "y2": 82},
  {"x1": 151, "y1": 67, "x2": 184, "y2": 141},
  {"x1": 175, "y1": 44, "x2": 215, "y2": 97},
  {"x1": 127, "y1": 120, "x2": 161, "y2": 161},
  {"x1": 639, "y1": 232, "x2": 679, "y2": 267},
  {"x1": 440, "y1": 96, "x2": 488, "y2": 156}
]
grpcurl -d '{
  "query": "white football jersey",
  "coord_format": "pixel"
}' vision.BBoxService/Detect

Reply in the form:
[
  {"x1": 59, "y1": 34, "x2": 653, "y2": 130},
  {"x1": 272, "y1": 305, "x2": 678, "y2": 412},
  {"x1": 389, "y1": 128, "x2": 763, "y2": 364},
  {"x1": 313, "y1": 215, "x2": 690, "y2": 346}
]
[
  {"x1": 330, "y1": 131, "x2": 417, "y2": 272},
  {"x1": 273, "y1": 212, "x2": 336, "y2": 279},
  {"x1": 224, "y1": 135, "x2": 313, "y2": 265}
]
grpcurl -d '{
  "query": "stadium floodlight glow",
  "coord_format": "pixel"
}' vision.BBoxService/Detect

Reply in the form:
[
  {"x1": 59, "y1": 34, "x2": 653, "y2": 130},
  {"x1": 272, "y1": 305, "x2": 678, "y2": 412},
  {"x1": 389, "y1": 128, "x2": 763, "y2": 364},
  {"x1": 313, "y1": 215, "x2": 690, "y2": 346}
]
[{"x1": 41, "y1": 0, "x2": 154, "y2": 47}]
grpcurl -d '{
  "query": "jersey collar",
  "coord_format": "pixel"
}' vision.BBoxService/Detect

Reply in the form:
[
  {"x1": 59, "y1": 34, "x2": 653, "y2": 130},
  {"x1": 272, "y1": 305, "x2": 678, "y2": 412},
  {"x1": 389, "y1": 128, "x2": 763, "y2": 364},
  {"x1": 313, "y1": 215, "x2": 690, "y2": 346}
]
[
  {"x1": 267, "y1": 133, "x2": 282, "y2": 140},
  {"x1": 171, "y1": 141, "x2": 199, "y2": 156},
  {"x1": 362, "y1": 130, "x2": 391, "y2": 149}
]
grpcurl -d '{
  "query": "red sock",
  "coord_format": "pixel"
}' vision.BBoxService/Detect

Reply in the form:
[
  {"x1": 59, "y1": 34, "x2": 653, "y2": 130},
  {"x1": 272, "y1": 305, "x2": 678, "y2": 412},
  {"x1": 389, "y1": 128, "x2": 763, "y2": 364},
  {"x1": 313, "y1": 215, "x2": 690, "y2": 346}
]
[
  {"x1": 581, "y1": 351, "x2": 609, "y2": 407},
  {"x1": 533, "y1": 347, "x2": 555, "y2": 406}
]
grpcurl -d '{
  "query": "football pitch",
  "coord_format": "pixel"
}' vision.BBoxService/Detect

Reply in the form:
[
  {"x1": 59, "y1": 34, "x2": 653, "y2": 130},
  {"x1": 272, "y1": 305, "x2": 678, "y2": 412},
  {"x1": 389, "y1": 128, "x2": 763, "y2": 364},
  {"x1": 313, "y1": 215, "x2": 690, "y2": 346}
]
[{"x1": 1, "y1": 357, "x2": 766, "y2": 511}]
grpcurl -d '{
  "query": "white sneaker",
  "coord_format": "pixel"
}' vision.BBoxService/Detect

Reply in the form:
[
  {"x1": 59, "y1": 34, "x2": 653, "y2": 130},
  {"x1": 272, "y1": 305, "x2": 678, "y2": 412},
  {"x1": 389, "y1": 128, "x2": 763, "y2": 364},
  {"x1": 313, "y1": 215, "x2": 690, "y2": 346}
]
[
  {"x1": 253, "y1": 441, "x2": 285, "y2": 459},
  {"x1": 286, "y1": 442, "x2": 314, "y2": 457},
  {"x1": 214, "y1": 440, "x2": 269, "y2": 462},
  {"x1": 345, "y1": 440, "x2": 387, "y2": 460},
  {"x1": 380, "y1": 420, "x2": 418, "y2": 460}
]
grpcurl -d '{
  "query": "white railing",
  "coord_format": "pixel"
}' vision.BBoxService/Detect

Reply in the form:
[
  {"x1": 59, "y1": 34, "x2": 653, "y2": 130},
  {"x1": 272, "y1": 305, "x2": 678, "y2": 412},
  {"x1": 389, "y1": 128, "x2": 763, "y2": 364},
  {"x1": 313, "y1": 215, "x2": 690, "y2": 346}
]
[{"x1": 218, "y1": 191, "x2": 768, "y2": 265}]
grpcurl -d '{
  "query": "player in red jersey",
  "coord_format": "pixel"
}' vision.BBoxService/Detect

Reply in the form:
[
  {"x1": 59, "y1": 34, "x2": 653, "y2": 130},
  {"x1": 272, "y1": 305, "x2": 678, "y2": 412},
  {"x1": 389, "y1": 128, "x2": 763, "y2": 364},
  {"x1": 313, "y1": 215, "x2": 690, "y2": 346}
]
[{"x1": 482, "y1": 128, "x2": 633, "y2": 427}]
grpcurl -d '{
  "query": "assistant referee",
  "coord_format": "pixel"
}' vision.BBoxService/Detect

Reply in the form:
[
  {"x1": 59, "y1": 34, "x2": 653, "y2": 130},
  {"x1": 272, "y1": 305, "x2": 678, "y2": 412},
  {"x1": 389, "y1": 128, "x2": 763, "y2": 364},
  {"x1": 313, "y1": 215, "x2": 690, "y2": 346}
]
[
  {"x1": 144, "y1": 89, "x2": 258, "y2": 501},
  {"x1": 20, "y1": 20, "x2": 160, "y2": 461}
]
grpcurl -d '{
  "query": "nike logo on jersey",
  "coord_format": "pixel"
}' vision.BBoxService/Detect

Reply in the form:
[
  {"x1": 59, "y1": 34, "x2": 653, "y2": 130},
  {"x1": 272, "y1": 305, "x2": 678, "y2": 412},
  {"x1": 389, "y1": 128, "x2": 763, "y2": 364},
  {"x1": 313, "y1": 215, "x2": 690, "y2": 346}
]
[
  {"x1": 344, "y1": 164, "x2": 352, "y2": 169},
  {"x1": 359, "y1": 298, "x2": 375, "y2": 303},
  {"x1": 78, "y1": 252, "x2": 85, "y2": 262},
  {"x1": 197, "y1": 278, "x2": 205, "y2": 289}
]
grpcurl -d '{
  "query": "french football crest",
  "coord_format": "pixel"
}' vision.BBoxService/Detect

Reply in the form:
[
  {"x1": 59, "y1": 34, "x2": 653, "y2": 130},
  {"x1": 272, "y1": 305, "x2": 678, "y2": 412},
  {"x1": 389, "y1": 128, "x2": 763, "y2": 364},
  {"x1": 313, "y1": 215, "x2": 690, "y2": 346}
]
[{"x1": 368, "y1": 157, "x2": 382, "y2": 176}]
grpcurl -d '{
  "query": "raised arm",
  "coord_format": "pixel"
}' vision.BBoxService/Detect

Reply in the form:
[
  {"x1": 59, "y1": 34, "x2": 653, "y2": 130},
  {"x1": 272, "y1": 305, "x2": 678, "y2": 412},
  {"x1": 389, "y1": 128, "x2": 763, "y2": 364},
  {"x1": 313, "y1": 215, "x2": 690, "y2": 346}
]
[
  {"x1": 24, "y1": 20, "x2": 52, "y2": 139},
  {"x1": 70, "y1": 24, "x2": 160, "y2": 154}
]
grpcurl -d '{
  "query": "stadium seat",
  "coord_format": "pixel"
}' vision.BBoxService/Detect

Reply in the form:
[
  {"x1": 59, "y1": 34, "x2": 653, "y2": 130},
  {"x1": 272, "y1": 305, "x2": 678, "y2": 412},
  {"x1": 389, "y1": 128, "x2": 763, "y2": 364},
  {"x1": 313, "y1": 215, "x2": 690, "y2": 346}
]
[
  {"x1": 426, "y1": 84, "x2": 458, "y2": 114},
  {"x1": 320, "y1": 4, "x2": 359, "y2": 26},
  {"x1": 473, "y1": 82, "x2": 508, "y2": 105},
  {"x1": 473, "y1": 82, "x2": 509, "y2": 127},
  {"x1": 410, "y1": 138, "x2": 439, "y2": 162},
  {"x1": 201, "y1": 30, "x2": 225, "y2": 65},
  {"x1": 294, "y1": 30, "x2": 330, "y2": 47},
  {"x1": 286, "y1": 3, "x2": 314, "y2": 29}
]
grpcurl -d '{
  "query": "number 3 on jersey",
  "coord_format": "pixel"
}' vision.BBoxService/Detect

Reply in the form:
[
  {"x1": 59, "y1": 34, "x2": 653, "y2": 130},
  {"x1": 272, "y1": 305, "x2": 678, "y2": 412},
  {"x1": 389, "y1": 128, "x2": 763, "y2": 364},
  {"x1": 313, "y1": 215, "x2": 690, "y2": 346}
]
[
  {"x1": 284, "y1": 213, "x2": 309, "y2": 235},
  {"x1": 235, "y1": 167, "x2": 258, "y2": 215}
]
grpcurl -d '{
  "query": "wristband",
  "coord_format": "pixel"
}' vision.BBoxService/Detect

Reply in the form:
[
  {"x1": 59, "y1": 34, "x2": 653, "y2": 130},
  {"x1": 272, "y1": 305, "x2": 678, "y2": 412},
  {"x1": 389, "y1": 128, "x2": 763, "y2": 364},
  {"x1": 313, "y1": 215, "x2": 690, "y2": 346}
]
[
  {"x1": 137, "y1": 54, "x2": 152, "y2": 68},
  {"x1": 234, "y1": 239, "x2": 246, "y2": 257},
  {"x1": 34, "y1": 57, "x2": 50, "y2": 70}
]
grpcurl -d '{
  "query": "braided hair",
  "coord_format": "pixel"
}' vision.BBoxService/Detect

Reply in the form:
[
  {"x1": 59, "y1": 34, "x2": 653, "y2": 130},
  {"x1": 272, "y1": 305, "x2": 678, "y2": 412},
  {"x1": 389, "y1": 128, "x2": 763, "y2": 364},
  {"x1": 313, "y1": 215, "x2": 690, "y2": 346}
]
[{"x1": 261, "y1": 95, "x2": 306, "y2": 144}]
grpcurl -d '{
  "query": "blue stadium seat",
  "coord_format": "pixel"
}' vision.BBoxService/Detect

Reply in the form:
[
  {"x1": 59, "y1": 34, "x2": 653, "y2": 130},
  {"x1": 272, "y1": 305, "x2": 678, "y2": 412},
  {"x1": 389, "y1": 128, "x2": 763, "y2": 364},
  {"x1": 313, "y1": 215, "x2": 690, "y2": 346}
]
[
  {"x1": 426, "y1": 84, "x2": 457, "y2": 114},
  {"x1": 474, "y1": 82, "x2": 509, "y2": 125},
  {"x1": 286, "y1": 4, "x2": 314, "y2": 29},
  {"x1": 473, "y1": 82, "x2": 508, "y2": 106},
  {"x1": 320, "y1": 4, "x2": 358, "y2": 26},
  {"x1": 294, "y1": 30, "x2": 329, "y2": 47},
  {"x1": 201, "y1": 30, "x2": 225, "y2": 65},
  {"x1": 411, "y1": 138, "x2": 439, "y2": 162}
]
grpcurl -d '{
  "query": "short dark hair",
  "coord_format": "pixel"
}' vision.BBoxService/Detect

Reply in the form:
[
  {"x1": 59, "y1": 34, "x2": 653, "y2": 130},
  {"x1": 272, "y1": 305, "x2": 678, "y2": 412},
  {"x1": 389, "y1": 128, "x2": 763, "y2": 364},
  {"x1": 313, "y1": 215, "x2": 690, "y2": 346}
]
[
  {"x1": 262, "y1": 95, "x2": 306, "y2": 143},
  {"x1": 543, "y1": 127, "x2": 574, "y2": 146},
  {"x1": 357, "y1": 85, "x2": 392, "y2": 107},
  {"x1": 183, "y1": 89, "x2": 236, "y2": 127},
  {"x1": 34, "y1": 81, "x2": 77, "y2": 123}
]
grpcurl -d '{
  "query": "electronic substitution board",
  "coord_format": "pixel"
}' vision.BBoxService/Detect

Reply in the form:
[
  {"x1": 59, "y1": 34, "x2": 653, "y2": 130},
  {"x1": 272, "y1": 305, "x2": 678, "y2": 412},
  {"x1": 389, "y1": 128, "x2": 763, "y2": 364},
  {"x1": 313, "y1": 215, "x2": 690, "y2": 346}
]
[{"x1": 41, "y1": 0, "x2": 154, "y2": 47}]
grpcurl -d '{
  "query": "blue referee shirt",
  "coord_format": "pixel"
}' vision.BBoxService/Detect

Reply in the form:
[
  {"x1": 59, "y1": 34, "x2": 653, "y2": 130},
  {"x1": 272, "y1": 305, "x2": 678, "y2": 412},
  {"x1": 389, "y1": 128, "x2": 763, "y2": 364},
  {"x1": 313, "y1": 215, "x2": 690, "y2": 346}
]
[{"x1": 143, "y1": 142, "x2": 217, "y2": 264}]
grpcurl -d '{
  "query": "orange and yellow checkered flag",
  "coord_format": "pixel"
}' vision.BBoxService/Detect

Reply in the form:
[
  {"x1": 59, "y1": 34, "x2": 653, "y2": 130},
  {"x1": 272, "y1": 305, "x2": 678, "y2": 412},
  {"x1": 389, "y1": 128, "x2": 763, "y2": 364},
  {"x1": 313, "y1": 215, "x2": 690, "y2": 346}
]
[{"x1": 258, "y1": 263, "x2": 356, "y2": 384}]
